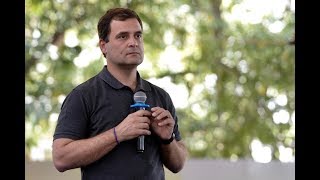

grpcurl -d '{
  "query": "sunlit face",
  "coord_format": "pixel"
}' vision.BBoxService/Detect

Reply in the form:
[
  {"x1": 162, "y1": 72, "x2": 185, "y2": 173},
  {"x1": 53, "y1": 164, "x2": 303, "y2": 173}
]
[{"x1": 101, "y1": 18, "x2": 144, "y2": 68}]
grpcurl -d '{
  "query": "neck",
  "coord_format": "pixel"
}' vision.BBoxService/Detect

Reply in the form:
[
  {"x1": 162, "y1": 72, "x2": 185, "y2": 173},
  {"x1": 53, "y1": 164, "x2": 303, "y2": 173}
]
[{"x1": 106, "y1": 65, "x2": 137, "y2": 91}]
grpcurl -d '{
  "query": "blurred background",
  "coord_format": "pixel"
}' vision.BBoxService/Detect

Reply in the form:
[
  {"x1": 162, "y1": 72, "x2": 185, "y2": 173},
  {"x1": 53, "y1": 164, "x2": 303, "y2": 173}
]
[{"x1": 25, "y1": 0, "x2": 295, "y2": 179}]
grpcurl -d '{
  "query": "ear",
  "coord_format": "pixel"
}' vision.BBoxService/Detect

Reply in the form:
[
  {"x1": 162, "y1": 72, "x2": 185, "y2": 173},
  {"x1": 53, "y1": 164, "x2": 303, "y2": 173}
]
[{"x1": 99, "y1": 39, "x2": 107, "y2": 55}]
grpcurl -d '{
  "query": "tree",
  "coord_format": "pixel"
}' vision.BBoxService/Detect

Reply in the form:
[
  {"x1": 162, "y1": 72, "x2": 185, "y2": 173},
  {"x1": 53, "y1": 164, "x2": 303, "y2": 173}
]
[{"x1": 25, "y1": 0, "x2": 294, "y2": 162}]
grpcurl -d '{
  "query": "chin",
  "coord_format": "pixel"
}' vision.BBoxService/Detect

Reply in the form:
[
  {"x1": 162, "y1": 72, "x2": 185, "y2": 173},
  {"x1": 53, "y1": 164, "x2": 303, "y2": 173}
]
[{"x1": 130, "y1": 58, "x2": 143, "y2": 65}]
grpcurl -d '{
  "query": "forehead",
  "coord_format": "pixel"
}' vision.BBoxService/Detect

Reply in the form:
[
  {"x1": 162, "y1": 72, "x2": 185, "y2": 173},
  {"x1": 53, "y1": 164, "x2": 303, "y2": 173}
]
[{"x1": 109, "y1": 18, "x2": 142, "y2": 34}]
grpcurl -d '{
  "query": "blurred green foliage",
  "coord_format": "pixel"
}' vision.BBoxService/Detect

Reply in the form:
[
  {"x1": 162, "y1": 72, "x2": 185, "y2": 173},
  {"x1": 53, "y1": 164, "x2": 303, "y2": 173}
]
[{"x1": 25, "y1": 0, "x2": 294, "y2": 161}]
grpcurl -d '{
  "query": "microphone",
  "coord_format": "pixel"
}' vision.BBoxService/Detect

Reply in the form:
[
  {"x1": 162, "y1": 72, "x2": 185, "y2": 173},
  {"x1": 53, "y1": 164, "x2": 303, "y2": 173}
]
[{"x1": 130, "y1": 91, "x2": 150, "y2": 153}]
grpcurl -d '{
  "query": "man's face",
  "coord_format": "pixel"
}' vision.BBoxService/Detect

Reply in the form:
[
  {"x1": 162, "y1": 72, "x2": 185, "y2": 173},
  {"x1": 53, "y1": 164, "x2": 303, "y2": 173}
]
[{"x1": 103, "y1": 18, "x2": 144, "y2": 68}]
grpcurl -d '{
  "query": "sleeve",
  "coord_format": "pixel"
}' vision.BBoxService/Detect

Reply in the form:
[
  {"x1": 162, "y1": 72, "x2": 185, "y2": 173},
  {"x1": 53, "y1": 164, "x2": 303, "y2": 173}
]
[
  {"x1": 53, "y1": 89, "x2": 90, "y2": 140},
  {"x1": 164, "y1": 91, "x2": 182, "y2": 142}
]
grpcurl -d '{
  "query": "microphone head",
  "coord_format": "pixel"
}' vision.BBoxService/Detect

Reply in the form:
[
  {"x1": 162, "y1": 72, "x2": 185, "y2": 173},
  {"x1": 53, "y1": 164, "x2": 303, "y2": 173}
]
[{"x1": 133, "y1": 91, "x2": 147, "y2": 103}]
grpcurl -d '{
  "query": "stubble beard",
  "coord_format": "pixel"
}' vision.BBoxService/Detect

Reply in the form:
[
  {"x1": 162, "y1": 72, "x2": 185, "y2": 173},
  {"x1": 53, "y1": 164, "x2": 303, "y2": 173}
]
[{"x1": 116, "y1": 55, "x2": 143, "y2": 69}]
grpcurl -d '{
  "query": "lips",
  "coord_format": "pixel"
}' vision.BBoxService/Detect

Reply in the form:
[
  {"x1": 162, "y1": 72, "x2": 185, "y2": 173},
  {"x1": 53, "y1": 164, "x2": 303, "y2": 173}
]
[{"x1": 126, "y1": 51, "x2": 140, "y2": 55}]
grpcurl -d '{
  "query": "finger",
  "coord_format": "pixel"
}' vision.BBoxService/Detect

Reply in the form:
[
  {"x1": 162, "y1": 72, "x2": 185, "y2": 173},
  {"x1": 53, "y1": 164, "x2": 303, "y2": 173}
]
[
  {"x1": 135, "y1": 109, "x2": 152, "y2": 117},
  {"x1": 151, "y1": 108, "x2": 165, "y2": 118},
  {"x1": 135, "y1": 116, "x2": 151, "y2": 125},
  {"x1": 136, "y1": 122, "x2": 150, "y2": 130},
  {"x1": 157, "y1": 118, "x2": 174, "y2": 126},
  {"x1": 155, "y1": 110, "x2": 171, "y2": 120},
  {"x1": 132, "y1": 122, "x2": 150, "y2": 130},
  {"x1": 138, "y1": 129, "x2": 151, "y2": 136},
  {"x1": 143, "y1": 116, "x2": 151, "y2": 123},
  {"x1": 151, "y1": 107, "x2": 160, "y2": 112}
]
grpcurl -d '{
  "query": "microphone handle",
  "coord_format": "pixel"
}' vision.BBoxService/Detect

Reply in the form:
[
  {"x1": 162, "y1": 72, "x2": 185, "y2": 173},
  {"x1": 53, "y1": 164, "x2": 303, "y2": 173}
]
[
  {"x1": 137, "y1": 107, "x2": 145, "y2": 153},
  {"x1": 137, "y1": 135, "x2": 144, "y2": 152}
]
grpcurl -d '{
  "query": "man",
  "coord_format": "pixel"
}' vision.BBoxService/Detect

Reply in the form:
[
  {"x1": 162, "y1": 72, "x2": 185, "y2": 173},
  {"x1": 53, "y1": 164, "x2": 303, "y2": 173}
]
[{"x1": 52, "y1": 7, "x2": 188, "y2": 180}]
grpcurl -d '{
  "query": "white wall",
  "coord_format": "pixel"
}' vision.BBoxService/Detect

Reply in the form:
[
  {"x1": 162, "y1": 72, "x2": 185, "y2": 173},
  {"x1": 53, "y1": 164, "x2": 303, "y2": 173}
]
[
  {"x1": 180, "y1": 159, "x2": 295, "y2": 180},
  {"x1": 25, "y1": 159, "x2": 294, "y2": 180}
]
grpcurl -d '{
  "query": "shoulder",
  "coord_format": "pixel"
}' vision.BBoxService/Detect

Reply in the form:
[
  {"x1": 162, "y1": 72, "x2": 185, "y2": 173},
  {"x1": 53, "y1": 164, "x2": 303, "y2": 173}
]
[
  {"x1": 62, "y1": 74, "x2": 101, "y2": 103},
  {"x1": 73, "y1": 74, "x2": 101, "y2": 93}
]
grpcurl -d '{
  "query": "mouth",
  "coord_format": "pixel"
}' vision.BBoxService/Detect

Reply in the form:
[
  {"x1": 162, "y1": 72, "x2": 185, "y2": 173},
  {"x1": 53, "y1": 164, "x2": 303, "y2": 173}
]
[{"x1": 126, "y1": 52, "x2": 140, "y2": 56}]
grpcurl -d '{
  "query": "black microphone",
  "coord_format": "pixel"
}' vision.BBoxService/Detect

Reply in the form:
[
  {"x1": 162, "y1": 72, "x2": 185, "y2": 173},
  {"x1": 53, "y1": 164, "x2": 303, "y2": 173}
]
[{"x1": 130, "y1": 91, "x2": 150, "y2": 153}]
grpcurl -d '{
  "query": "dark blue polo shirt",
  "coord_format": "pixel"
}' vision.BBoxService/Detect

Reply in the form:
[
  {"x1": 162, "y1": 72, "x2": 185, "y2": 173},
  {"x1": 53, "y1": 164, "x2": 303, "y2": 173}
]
[{"x1": 53, "y1": 65, "x2": 181, "y2": 180}]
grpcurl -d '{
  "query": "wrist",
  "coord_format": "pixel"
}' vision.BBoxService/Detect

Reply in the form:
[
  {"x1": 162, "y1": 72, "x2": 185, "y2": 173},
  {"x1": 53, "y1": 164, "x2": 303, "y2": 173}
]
[
  {"x1": 160, "y1": 133, "x2": 175, "y2": 145},
  {"x1": 113, "y1": 127, "x2": 120, "y2": 145}
]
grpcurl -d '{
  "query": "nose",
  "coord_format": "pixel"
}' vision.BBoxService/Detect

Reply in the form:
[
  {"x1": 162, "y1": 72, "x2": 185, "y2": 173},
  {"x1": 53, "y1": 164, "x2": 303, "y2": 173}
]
[{"x1": 128, "y1": 36, "x2": 138, "y2": 47}]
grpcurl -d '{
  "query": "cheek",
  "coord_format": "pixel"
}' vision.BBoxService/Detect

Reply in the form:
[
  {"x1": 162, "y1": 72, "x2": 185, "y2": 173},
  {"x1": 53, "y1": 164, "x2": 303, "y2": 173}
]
[
  {"x1": 139, "y1": 44, "x2": 144, "y2": 51},
  {"x1": 106, "y1": 45, "x2": 116, "y2": 55}
]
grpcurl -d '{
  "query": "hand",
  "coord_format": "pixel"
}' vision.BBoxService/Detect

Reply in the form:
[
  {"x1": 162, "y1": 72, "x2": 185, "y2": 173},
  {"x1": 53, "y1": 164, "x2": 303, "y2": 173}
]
[
  {"x1": 115, "y1": 110, "x2": 152, "y2": 142},
  {"x1": 150, "y1": 107, "x2": 174, "y2": 140}
]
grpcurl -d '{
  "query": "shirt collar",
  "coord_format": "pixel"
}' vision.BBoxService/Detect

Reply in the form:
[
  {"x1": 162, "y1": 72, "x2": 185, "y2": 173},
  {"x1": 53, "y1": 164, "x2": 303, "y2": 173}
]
[{"x1": 98, "y1": 65, "x2": 151, "y2": 92}]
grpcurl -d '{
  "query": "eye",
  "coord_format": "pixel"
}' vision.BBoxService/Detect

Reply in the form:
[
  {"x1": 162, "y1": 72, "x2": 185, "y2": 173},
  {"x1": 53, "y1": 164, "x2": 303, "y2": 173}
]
[
  {"x1": 135, "y1": 33, "x2": 143, "y2": 39},
  {"x1": 116, "y1": 34, "x2": 128, "y2": 40}
]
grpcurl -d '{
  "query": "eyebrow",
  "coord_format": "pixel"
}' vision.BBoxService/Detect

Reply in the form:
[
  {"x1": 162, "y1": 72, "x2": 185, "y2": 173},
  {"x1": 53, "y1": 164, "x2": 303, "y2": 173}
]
[{"x1": 115, "y1": 30, "x2": 143, "y2": 36}]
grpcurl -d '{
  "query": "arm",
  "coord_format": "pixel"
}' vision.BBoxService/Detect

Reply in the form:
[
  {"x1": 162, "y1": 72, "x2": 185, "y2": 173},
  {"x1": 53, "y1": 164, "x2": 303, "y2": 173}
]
[
  {"x1": 52, "y1": 110, "x2": 152, "y2": 172},
  {"x1": 52, "y1": 129, "x2": 117, "y2": 172},
  {"x1": 160, "y1": 139, "x2": 188, "y2": 173},
  {"x1": 150, "y1": 107, "x2": 188, "y2": 173}
]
